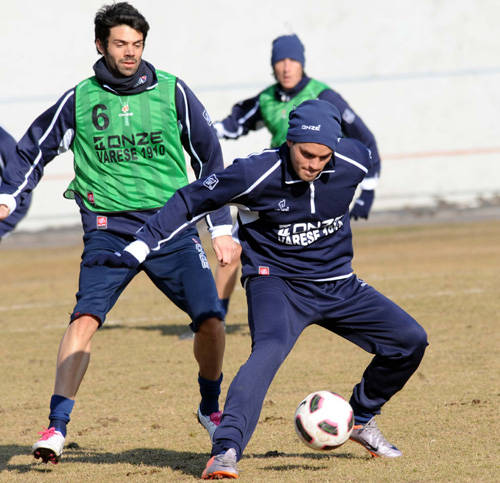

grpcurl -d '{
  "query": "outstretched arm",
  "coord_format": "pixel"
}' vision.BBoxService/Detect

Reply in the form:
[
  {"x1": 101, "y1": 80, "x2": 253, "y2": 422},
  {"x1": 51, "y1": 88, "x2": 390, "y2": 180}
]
[
  {"x1": 213, "y1": 94, "x2": 264, "y2": 140},
  {"x1": 86, "y1": 162, "x2": 249, "y2": 268},
  {"x1": 85, "y1": 153, "x2": 275, "y2": 268}
]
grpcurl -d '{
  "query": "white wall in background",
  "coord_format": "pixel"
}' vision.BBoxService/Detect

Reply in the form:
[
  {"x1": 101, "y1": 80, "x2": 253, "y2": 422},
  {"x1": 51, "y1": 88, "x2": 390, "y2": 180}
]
[{"x1": 1, "y1": 0, "x2": 498, "y2": 230}]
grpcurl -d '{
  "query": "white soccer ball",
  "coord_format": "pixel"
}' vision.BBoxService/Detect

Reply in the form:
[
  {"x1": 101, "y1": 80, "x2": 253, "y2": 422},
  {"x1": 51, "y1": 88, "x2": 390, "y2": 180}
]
[{"x1": 294, "y1": 390, "x2": 354, "y2": 450}]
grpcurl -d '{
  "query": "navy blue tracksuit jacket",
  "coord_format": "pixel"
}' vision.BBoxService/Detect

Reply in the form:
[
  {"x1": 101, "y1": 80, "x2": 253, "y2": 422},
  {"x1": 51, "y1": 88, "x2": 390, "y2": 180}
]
[{"x1": 136, "y1": 139, "x2": 370, "y2": 278}]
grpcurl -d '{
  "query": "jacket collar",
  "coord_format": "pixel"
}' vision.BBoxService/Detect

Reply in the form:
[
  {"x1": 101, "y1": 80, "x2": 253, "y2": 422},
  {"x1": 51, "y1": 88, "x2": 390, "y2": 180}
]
[
  {"x1": 93, "y1": 57, "x2": 158, "y2": 95},
  {"x1": 275, "y1": 75, "x2": 310, "y2": 102}
]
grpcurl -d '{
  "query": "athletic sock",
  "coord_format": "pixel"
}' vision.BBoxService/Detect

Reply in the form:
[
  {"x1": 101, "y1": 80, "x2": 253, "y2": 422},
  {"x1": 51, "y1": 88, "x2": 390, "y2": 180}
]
[
  {"x1": 353, "y1": 414, "x2": 372, "y2": 427},
  {"x1": 349, "y1": 397, "x2": 375, "y2": 427},
  {"x1": 49, "y1": 418, "x2": 68, "y2": 437},
  {"x1": 48, "y1": 394, "x2": 75, "y2": 437},
  {"x1": 198, "y1": 373, "x2": 223, "y2": 415}
]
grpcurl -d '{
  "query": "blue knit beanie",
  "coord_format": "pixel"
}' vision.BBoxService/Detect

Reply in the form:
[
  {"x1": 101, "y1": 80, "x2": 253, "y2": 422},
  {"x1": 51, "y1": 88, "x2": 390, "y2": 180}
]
[
  {"x1": 271, "y1": 34, "x2": 305, "y2": 66},
  {"x1": 287, "y1": 100, "x2": 342, "y2": 151}
]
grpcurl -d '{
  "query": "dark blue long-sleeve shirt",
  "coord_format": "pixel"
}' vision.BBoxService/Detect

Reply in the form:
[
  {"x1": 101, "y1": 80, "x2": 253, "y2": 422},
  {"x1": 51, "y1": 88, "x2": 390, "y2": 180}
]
[{"x1": 132, "y1": 139, "x2": 372, "y2": 281}]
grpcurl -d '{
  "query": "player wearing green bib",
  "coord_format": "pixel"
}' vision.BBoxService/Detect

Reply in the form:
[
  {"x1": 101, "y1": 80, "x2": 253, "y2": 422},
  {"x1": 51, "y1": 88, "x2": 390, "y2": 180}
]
[
  {"x1": 0, "y1": 2, "x2": 236, "y2": 464},
  {"x1": 213, "y1": 34, "x2": 382, "y2": 316}
]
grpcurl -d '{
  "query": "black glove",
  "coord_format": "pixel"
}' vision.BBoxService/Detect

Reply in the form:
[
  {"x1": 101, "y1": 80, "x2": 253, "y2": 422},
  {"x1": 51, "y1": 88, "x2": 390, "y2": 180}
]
[
  {"x1": 84, "y1": 250, "x2": 140, "y2": 269},
  {"x1": 350, "y1": 190, "x2": 375, "y2": 220}
]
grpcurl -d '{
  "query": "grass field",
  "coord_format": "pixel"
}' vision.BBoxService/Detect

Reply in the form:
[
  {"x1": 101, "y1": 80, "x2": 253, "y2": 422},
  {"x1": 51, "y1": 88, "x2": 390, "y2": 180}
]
[{"x1": 0, "y1": 219, "x2": 499, "y2": 481}]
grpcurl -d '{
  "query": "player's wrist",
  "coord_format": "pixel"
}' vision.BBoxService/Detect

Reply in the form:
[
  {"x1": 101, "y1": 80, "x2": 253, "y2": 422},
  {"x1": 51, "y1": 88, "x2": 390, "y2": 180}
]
[
  {"x1": 210, "y1": 224, "x2": 233, "y2": 239},
  {"x1": 0, "y1": 194, "x2": 16, "y2": 215},
  {"x1": 359, "y1": 176, "x2": 378, "y2": 191},
  {"x1": 124, "y1": 239, "x2": 150, "y2": 263}
]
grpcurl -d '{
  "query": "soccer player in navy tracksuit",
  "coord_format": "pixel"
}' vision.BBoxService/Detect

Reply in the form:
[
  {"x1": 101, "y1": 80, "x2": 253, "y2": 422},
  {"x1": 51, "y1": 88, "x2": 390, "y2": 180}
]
[
  {"x1": 213, "y1": 33, "x2": 381, "y2": 318},
  {"x1": 89, "y1": 100, "x2": 428, "y2": 479},
  {"x1": 0, "y1": 126, "x2": 32, "y2": 239}
]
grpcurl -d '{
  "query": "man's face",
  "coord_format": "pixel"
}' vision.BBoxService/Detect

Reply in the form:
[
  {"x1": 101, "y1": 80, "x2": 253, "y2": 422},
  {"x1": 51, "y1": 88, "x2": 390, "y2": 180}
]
[
  {"x1": 96, "y1": 24, "x2": 144, "y2": 77},
  {"x1": 273, "y1": 58, "x2": 303, "y2": 90},
  {"x1": 287, "y1": 141, "x2": 333, "y2": 182}
]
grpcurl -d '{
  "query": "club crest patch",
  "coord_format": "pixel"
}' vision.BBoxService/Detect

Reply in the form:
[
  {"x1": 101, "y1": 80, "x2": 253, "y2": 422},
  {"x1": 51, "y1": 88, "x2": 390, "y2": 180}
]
[
  {"x1": 258, "y1": 266, "x2": 270, "y2": 276},
  {"x1": 203, "y1": 174, "x2": 219, "y2": 190},
  {"x1": 97, "y1": 216, "x2": 108, "y2": 229}
]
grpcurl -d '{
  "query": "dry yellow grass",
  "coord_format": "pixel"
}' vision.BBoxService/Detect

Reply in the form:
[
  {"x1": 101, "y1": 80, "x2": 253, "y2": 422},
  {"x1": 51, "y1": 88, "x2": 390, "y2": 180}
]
[{"x1": 0, "y1": 218, "x2": 499, "y2": 481}]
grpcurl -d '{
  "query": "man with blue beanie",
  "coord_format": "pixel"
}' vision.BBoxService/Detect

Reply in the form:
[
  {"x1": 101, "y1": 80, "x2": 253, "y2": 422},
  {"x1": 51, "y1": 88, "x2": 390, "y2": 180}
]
[
  {"x1": 88, "y1": 100, "x2": 428, "y2": 478},
  {"x1": 213, "y1": 33, "x2": 382, "y2": 318}
]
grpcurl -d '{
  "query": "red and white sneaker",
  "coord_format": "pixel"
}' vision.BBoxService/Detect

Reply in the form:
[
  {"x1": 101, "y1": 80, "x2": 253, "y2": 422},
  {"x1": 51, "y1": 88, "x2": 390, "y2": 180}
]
[
  {"x1": 32, "y1": 427, "x2": 65, "y2": 464},
  {"x1": 197, "y1": 407, "x2": 222, "y2": 442}
]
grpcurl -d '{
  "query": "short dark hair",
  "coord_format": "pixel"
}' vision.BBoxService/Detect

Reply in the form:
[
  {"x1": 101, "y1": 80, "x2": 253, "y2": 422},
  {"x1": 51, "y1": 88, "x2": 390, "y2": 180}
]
[{"x1": 95, "y1": 2, "x2": 149, "y2": 51}]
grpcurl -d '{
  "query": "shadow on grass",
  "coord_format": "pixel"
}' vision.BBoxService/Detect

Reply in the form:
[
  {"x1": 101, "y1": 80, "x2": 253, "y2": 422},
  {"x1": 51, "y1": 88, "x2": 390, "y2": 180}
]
[
  {"x1": 0, "y1": 445, "x2": 53, "y2": 474},
  {"x1": 101, "y1": 322, "x2": 247, "y2": 337},
  {"x1": 1, "y1": 445, "x2": 206, "y2": 477},
  {"x1": 1, "y1": 445, "x2": 364, "y2": 476}
]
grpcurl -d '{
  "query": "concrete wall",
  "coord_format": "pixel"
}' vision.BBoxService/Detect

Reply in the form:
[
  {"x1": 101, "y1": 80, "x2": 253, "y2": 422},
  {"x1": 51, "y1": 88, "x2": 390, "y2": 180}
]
[{"x1": 1, "y1": 0, "x2": 499, "y2": 230}]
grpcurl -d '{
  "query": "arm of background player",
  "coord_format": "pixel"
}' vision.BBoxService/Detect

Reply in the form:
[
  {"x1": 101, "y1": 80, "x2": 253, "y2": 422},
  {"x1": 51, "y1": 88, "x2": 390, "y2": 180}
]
[
  {"x1": 0, "y1": 89, "x2": 76, "y2": 218},
  {"x1": 0, "y1": 126, "x2": 16, "y2": 172},
  {"x1": 0, "y1": 126, "x2": 17, "y2": 221},
  {"x1": 318, "y1": 89, "x2": 381, "y2": 185},
  {"x1": 0, "y1": 126, "x2": 32, "y2": 234},
  {"x1": 212, "y1": 94, "x2": 264, "y2": 140}
]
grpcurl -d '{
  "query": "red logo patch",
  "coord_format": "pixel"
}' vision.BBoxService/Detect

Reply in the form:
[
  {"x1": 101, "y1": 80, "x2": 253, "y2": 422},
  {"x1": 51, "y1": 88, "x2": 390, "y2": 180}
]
[
  {"x1": 97, "y1": 216, "x2": 107, "y2": 229},
  {"x1": 87, "y1": 192, "x2": 95, "y2": 203},
  {"x1": 258, "y1": 266, "x2": 270, "y2": 276}
]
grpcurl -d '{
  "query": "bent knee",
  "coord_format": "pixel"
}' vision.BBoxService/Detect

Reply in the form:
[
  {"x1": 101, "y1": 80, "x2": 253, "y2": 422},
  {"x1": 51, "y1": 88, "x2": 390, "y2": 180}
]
[
  {"x1": 197, "y1": 316, "x2": 224, "y2": 335},
  {"x1": 401, "y1": 320, "x2": 428, "y2": 355},
  {"x1": 71, "y1": 314, "x2": 100, "y2": 330},
  {"x1": 67, "y1": 314, "x2": 100, "y2": 342}
]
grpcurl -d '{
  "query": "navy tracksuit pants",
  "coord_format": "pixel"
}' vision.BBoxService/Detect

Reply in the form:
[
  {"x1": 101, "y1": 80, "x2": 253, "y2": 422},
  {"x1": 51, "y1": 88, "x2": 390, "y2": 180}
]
[{"x1": 212, "y1": 274, "x2": 428, "y2": 459}]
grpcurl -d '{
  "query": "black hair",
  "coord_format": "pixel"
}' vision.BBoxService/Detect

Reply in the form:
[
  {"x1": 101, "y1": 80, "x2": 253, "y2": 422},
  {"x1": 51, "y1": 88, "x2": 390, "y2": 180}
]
[{"x1": 94, "y1": 2, "x2": 149, "y2": 52}]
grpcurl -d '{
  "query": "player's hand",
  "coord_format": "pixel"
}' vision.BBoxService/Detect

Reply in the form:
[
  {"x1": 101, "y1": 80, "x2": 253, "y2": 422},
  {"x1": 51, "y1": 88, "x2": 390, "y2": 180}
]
[
  {"x1": 350, "y1": 190, "x2": 374, "y2": 220},
  {"x1": 0, "y1": 204, "x2": 10, "y2": 221},
  {"x1": 84, "y1": 250, "x2": 140, "y2": 269},
  {"x1": 212, "y1": 235, "x2": 238, "y2": 266}
]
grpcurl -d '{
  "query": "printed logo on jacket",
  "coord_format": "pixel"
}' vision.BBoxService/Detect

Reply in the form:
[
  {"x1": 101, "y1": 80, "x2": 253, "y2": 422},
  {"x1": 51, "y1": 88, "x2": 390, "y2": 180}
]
[{"x1": 276, "y1": 215, "x2": 344, "y2": 246}]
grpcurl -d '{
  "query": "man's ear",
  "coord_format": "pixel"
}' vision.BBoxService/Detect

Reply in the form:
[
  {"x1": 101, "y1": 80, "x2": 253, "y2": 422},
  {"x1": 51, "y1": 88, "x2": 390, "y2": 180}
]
[
  {"x1": 286, "y1": 140, "x2": 293, "y2": 148},
  {"x1": 95, "y1": 38, "x2": 105, "y2": 55}
]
